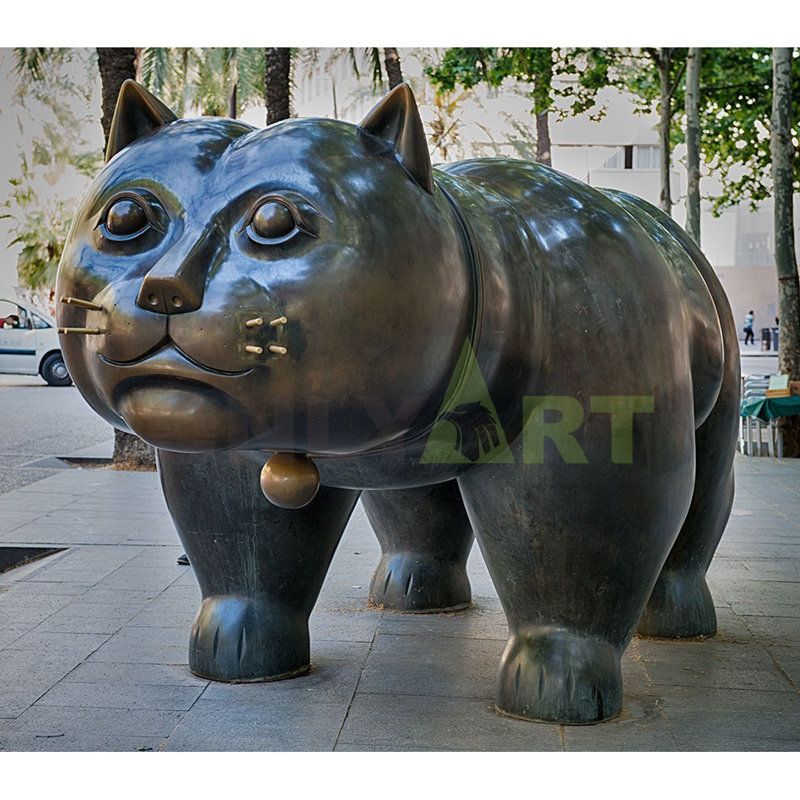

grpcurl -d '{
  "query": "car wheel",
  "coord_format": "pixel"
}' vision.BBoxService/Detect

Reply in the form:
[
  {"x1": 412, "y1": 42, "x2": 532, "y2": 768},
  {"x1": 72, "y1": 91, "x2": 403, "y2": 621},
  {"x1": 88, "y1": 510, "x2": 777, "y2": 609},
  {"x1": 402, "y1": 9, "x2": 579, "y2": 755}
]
[{"x1": 41, "y1": 352, "x2": 72, "y2": 386}]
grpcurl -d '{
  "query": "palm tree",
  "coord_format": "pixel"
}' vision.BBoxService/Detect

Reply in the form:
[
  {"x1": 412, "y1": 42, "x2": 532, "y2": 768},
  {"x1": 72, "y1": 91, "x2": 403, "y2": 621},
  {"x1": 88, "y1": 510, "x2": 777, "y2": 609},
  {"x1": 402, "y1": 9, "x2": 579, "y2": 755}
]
[
  {"x1": 264, "y1": 48, "x2": 292, "y2": 124},
  {"x1": 140, "y1": 48, "x2": 265, "y2": 119},
  {"x1": 96, "y1": 48, "x2": 137, "y2": 141},
  {"x1": 382, "y1": 48, "x2": 404, "y2": 88}
]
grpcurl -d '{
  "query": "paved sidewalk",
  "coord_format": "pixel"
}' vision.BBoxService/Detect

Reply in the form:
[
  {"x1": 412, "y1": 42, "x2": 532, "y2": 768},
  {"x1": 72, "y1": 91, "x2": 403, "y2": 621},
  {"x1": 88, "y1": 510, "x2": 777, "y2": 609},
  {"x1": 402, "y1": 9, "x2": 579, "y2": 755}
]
[{"x1": 0, "y1": 455, "x2": 798, "y2": 751}]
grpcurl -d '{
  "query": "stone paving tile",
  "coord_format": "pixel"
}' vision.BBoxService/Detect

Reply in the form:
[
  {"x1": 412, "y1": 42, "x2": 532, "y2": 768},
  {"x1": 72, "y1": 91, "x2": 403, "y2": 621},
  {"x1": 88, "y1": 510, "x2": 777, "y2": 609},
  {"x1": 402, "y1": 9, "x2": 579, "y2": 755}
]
[
  {"x1": 676, "y1": 734, "x2": 800, "y2": 752},
  {"x1": 1, "y1": 704, "x2": 184, "y2": 738},
  {"x1": 653, "y1": 685, "x2": 800, "y2": 743},
  {"x1": 161, "y1": 696, "x2": 348, "y2": 751},
  {"x1": 0, "y1": 594, "x2": 82, "y2": 626},
  {"x1": 0, "y1": 581, "x2": 86, "y2": 597},
  {"x1": 0, "y1": 626, "x2": 31, "y2": 649},
  {"x1": 0, "y1": 729, "x2": 165, "y2": 752},
  {"x1": 35, "y1": 681, "x2": 205, "y2": 711},
  {"x1": 764, "y1": 646, "x2": 800, "y2": 685},
  {"x1": 4, "y1": 630, "x2": 109, "y2": 659},
  {"x1": 377, "y1": 601, "x2": 508, "y2": 640},
  {"x1": 561, "y1": 693, "x2": 678, "y2": 751},
  {"x1": 0, "y1": 651, "x2": 92, "y2": 719},
  {"x1": 61, "y1": 662, "x2": 207, "y2": 687},
  {"x1": 740, "y1": 615, "x2": 800, "y2": 645},
  {"x1": 309, "y1": 609, "x2": 382, "y2": 643},
  {"x1": 92, "y1": 566, "x2": 187, "y2": 591},
  {"x1": 35, "y1": 602, "x2": 148, "y2": 635},
  {"x1": 0, "y1": 511, "x2": 49, "y2": 535},
  {"x1": 337, "y1": 692, "x2": 564, "y2": 751},
  {"x1": 200, "y1": 659, "x2": 364, "y2": 706},
  {"x1": 357, "y1": 632, "x2": 503, "y2": 699},
  {"x1": 633, "y1": 638, "x2": 794, "y2": 692},
  {"x1": 87, "y1": 626, "x2": 189, "y2": 665}
]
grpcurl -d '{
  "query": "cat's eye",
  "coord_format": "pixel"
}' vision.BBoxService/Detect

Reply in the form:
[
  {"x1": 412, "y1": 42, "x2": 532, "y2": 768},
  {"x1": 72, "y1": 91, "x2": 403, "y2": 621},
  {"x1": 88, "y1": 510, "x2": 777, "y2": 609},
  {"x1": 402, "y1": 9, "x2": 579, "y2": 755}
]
[
  {"x1": 100, "y1": 195, "x2": 153, "y2": 241},
  {"x1": 246, "y1": 199, "x2": 298, "y2": 245}
]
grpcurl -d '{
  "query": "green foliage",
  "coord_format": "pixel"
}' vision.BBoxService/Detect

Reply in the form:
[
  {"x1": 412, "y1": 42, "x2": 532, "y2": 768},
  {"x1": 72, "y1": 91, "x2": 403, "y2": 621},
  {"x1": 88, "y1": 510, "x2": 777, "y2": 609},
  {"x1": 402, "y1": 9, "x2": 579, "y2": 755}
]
[
  {"x1": 2, "y1": 184, "x2": 72, "y2": 290},
  {"x1": 6, "y1": 48, "x2": 101, "y2": 290},
  {"x1": 140, "y1": 47, "x2": 267, "y2": 116},
  {"x1": 12, "y1": 48, "x2": 102, "y2": 176},
  {"x1": 620, "y1": 48, "x2": 687, "y2": 148},
  {"x1": 696, "y1": 48, "x2": 799, "y2": 213},
  {"x1": 427, "y1": 47, "x2": 617, "y2": 120}
]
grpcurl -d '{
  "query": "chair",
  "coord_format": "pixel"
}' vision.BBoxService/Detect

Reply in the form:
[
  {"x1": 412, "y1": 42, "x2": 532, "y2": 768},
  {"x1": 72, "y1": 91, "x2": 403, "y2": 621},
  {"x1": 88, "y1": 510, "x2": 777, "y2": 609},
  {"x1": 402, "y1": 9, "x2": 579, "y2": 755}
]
[{"x1": 740, "y1": 374, "x2": 782, "y2": 457}]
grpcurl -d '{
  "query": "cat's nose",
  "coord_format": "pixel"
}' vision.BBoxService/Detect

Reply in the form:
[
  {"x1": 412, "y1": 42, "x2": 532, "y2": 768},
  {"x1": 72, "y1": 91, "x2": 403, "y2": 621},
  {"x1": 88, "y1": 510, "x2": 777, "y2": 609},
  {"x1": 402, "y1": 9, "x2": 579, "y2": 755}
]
[
  {"x1": 136, "y1": 224, "x2": 224, "y2": 315},
  {"x1": 137, "y1": 275, "x2": 200, "y2": 315}
]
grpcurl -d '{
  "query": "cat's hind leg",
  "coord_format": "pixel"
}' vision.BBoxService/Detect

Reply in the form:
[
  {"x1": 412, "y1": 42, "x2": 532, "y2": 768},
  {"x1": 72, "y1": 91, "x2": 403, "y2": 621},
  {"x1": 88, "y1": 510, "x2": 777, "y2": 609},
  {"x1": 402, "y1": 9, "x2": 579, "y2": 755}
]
[
  {"x1": 638, "y1": 386, "x2": 738, "y2": 638},
  {"x1": 363, "y1": 481, "x2": 474, "y2": 613},
  {"x1": 157, "y1": 450, "x2": 358, "y2": 682}
]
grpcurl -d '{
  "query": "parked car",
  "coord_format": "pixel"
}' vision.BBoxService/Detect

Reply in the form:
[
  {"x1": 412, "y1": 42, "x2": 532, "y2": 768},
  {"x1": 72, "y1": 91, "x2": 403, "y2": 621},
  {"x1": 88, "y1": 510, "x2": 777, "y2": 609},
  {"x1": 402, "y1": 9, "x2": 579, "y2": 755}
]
[{"x1": 0, "y1": 297, "x2": 71, "y2": 386}]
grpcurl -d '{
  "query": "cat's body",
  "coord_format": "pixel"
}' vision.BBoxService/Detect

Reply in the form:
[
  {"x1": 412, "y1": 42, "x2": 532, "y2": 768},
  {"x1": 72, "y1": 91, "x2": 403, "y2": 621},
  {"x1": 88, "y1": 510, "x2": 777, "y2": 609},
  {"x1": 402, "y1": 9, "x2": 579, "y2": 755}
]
[{"x1": 57, "y1": 82, "x2": 739, "y2": 724}]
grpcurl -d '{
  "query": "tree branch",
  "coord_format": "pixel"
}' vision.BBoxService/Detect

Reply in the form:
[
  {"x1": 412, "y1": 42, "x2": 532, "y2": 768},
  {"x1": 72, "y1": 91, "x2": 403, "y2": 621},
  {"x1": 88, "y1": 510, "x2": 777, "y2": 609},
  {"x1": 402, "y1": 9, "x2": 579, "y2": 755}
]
[{"x1": 667, "y1": 59, "x2": 687, "y2": 101}]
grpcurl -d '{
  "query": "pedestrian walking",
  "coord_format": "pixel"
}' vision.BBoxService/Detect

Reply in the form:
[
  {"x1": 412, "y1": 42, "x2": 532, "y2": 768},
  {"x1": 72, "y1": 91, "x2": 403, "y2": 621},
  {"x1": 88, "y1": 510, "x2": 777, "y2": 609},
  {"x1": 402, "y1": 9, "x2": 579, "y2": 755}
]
[{"x1": 744, "y1": 309, "x2": 755, "y2": 346}]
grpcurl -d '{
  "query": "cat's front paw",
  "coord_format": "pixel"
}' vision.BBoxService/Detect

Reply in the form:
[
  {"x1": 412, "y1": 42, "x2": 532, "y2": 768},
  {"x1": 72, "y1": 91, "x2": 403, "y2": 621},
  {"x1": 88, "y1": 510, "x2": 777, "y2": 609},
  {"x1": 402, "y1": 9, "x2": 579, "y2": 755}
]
[
  {"x1": 496, "y1": 629, "x2": 622, "y2": 724},
  {"x1": 189, "y1": 595, "x2": 309, "y2": 682},
  {"x1": 368, "y1": 552, "x2": 471, "y2": 613}
]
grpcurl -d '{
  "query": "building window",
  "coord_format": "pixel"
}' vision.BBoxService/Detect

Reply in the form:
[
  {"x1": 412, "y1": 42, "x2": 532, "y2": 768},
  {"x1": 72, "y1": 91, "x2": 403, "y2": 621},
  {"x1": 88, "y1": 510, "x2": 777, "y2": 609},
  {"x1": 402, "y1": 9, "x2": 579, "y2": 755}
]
[
  {"x1": 603, "y1": 148, "x2": 624, "y2": 169},
  {"x1": 634, "y1": 145, "x2": 660, "y2": 170},
  {"x1": 603, "y1": 145, "x2": 653, "y2": 170}
]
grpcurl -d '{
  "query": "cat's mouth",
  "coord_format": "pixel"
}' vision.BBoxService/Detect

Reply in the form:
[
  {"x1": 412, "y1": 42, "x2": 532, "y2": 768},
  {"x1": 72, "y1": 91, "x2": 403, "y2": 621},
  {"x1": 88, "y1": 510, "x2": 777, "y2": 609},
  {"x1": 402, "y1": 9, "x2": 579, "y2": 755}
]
[{"x1": 100, "y1": 338, "x2": 253, "y2": 378}]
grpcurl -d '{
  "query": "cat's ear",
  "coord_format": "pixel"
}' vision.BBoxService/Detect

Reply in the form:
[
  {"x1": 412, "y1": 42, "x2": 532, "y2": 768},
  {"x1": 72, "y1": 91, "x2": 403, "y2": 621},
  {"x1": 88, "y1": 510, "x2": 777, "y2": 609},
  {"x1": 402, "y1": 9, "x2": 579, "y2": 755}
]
[
  {"x1": 105, "y1": 80, "x2": 178, "y2": 162},
  {"x1": 358, "y1": 83, "x2": 434, "y2": 194}
]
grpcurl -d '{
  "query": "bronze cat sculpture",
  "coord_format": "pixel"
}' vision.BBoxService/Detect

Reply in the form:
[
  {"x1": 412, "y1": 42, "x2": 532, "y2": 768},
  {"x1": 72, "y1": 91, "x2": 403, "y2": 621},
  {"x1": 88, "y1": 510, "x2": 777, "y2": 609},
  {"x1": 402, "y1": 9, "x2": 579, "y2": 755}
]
[{"x1": 56, "y1": 80, "x2": 739, "y2": 724}]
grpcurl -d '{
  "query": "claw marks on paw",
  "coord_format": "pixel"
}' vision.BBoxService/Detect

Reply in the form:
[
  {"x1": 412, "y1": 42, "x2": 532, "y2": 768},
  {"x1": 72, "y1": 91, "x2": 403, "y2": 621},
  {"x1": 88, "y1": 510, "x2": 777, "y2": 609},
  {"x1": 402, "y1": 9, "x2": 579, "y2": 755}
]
[
  {"x1": 237, "y1": 625, "x2": 247, "y2": 665},
  {"x1": 565, "y1": 667, "x2": 575, "y2": 701},
  {"x1": 380, "y1": 568, "x2": 415, "y2": 601},
  {"x1": 591, "y1": 685, "x2": 604, "y2": 719},
  {"x1": 207, "y1": 623, "x2": 248, "y2": 665}
]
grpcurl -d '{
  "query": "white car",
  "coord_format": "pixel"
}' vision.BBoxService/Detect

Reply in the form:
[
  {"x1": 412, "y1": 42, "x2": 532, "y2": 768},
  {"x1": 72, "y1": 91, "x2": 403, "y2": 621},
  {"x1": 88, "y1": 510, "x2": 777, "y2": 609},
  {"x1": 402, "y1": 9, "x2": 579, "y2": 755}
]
[{"x1": 0, "y1": 297, "x2": 72, "y2": 386}]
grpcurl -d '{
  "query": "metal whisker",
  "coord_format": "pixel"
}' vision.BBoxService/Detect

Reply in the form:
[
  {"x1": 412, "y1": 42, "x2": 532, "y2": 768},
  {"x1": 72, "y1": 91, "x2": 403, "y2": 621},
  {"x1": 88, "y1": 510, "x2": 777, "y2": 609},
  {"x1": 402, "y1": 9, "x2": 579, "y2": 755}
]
[
  {"x1": 269, "y1": 345, "x2": 288, "y2": 355},
  {"x1": 245, "y1": 317, "x2": 263, "y2": 328},
  {"x1": 58, "y1": 327, "x2": 104, "y2": 335},
  {"x1": 245, "y1": 345, "x2": 263, "y2": 355},
  {"x1": 60, "y1": 296, "x2": 104, "y2": 311},
  {"x1": 269, "y1": 316, "x2": 288, "y2": 327}
]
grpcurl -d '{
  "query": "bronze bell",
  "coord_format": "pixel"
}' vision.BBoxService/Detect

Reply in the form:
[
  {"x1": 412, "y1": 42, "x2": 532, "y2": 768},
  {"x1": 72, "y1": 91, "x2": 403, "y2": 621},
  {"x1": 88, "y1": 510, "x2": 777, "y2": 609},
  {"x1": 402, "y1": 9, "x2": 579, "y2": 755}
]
[{"x1": 260, "y1": 452, "x2": 320, "y2": 509}]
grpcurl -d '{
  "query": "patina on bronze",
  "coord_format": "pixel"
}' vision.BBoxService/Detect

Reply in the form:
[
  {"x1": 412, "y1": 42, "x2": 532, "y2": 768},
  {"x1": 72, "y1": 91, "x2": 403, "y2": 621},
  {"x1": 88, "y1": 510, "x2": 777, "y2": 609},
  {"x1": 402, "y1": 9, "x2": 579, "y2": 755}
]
[{"x1": 56, "y1": 80, "x2": 739, "y2": 724}]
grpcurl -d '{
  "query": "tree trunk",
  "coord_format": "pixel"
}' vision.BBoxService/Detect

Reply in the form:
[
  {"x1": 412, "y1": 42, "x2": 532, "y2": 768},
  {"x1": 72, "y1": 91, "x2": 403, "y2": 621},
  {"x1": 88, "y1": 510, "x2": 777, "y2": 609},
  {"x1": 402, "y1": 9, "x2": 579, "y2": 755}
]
[
  {"x1": 685, "y1": 47, "x2": 702, "y2": 245},
  {"x1": 535, "y1": 111, "x2": 552, "y2": 166},
  {"x1": 228, "y1": 83, "x2": 238, "y2": 119},
  {"x1": 383, "y1": 47, "x2": 404, "y2": 89},
  {"x1": 96, "y1": 48, "x2": 156, "y2": 470},
  {"x1": 265, "y1": 48, "x2": 291, "y2": 125},
  {"x1": 771, "y1": 47, "x2": 800, "y2": 456},
  {"x1": 657, "y1": 48, "x2": 673, "y2": 215},
  {"x1": 96, "y1": 48, "x2": 137, "y2": 142}
]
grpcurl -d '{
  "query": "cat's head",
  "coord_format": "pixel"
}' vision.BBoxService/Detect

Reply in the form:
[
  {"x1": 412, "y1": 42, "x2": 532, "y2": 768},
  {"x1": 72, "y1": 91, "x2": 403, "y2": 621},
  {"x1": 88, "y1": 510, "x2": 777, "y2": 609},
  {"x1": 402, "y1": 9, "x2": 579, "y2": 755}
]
[{"x1": 57, "y1": 81, "x2": 473, "y2": 454}]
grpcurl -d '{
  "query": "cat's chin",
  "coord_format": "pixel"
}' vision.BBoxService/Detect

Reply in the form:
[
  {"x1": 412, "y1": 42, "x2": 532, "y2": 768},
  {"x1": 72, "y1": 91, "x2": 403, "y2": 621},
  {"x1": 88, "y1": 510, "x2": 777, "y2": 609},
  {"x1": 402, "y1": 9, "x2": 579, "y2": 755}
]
[{"x1": 116, "y1": 381, "x2": 255, "y2": 452}]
